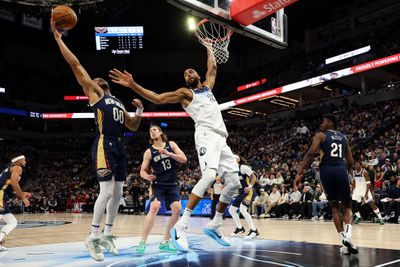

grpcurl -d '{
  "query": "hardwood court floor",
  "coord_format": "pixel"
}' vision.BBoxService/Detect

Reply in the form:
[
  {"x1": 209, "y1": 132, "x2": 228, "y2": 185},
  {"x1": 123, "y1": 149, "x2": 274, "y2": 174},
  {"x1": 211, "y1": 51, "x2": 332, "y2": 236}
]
[{"x1": 5, "y1": 213, "x2": 400, "y2": 250}]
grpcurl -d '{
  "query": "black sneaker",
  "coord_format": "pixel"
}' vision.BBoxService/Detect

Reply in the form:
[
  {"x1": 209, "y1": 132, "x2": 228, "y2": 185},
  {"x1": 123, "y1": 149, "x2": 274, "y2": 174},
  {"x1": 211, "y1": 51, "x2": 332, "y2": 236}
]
[
  {"x1": 245, "y1": 229, "x2": 260, "y2": 240},
  {"x1": 230, "y1": 227, "x2": 246, "y2": 236}
]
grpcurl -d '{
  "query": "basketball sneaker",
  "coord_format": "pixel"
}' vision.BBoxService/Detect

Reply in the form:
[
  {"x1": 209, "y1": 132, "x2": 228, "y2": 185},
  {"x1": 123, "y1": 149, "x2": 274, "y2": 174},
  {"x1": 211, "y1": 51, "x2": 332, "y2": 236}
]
[
  {"x1": 100, "y1": 234, "x2": 119, "y2": 256},
  {"x1": 203, "y1": 222, "x2": 231, "y2": 246},
  {"x1": 85, "y1": 236, "x2": 104, "y2": 261},
  {"x1": 136, "y1": 240, "x2": 146, "y2": 254},
  {"x1": 311, "y1": 216, "x2": 318, "y2": 221},
  {"x1": 354, "y1": 217, "x2": 361, "y2": 224},
  {"x1": 0, "y1": 240, "x2": 8, "y2": 252},
  {"x1": 244, "y1": 229, "x2": 259, "y2": 240},
  {"x1": 378, "y1": 218, "x2": 385, "y2": 225},
  {"x1": 170, "y1": 223, "x2": 189, "y2": 252},
  {"x1": 230, "y1": 227, "x2": 246, "y2": 236},
  {"x1": 342, "y1": 238, "x2": 358, "y2": 254},
  {"x1": 159, "y1": 240, "x2": 177, "y2": 253},
  {"x1": 339, "y1": 246, "x2": 350, "y2": 255}
]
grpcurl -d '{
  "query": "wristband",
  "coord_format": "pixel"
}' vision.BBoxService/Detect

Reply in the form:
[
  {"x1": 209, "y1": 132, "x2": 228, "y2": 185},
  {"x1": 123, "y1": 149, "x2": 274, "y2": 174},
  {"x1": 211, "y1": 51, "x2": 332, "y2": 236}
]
[
  {"x1": 136, "y1": 108, "x2": 143, "y2": 116},
  {"x1": 366, "y1": 181, "x2": 371, "y2": 184}
]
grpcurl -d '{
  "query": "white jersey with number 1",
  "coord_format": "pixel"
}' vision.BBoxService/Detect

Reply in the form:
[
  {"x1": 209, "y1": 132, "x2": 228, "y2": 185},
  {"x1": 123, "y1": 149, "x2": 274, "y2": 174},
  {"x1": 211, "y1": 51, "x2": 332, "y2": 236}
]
[{"x1": 352, "y1": 169, "x2": 373, "y2": 203}]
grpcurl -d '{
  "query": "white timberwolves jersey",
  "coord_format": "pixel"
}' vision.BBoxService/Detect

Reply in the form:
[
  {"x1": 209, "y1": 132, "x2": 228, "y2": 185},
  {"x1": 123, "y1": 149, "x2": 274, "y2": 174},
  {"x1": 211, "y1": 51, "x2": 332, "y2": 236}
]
[
  {"x1": 353, "y1": 169, "x2": 367, "y2": 193},
  {"x1": 183, "y1": 86, "x2": 228, "y2": 137}
]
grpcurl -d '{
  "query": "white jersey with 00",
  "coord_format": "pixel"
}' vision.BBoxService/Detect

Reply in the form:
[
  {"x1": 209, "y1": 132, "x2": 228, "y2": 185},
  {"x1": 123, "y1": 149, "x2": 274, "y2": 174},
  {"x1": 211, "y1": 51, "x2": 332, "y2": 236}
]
[
  {"x1": 183, "y1": 86, "x2": 237, "y2": 175},
  {"x1": 352, "y1": 169, "x2": 373, "y2": 203}
]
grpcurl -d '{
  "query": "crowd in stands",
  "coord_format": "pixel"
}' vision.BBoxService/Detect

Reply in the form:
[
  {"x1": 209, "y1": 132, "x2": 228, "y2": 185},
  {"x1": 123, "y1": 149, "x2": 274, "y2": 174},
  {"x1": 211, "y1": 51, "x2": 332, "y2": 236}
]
[{"x1": 2, "y1": 96, "x2": 400, "y2": 223}]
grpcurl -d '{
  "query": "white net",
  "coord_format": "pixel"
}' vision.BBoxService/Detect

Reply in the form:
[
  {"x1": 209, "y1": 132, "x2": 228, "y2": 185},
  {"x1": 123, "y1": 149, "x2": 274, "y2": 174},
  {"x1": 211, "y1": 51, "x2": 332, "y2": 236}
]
[{"x1": 195, "y1": 19, "x2": 233, "y2": 64}]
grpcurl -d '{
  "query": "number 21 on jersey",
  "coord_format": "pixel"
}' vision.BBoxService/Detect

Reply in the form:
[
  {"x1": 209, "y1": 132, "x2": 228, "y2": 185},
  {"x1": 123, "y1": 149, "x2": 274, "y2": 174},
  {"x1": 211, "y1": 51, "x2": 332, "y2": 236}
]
[{"x1": 330, "y1": 143, "x2": 343, "y2": 158}]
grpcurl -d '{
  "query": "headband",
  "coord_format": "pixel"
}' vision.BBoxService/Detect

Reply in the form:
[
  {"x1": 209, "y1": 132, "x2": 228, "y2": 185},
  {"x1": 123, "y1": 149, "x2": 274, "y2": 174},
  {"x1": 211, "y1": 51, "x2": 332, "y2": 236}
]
[{"x1": 11, "y1": 155, "x2": 25, "y2": 163}]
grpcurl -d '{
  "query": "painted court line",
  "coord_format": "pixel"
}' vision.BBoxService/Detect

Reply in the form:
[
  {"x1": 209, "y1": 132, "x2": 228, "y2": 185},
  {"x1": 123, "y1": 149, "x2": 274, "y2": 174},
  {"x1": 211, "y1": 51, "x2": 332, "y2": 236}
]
[
  {"x1": 233, "y1": 253, "x2": 296, "y2": 267},
  {"x1": 374, "y1": 258, "x2": 400, "y2": 267}
]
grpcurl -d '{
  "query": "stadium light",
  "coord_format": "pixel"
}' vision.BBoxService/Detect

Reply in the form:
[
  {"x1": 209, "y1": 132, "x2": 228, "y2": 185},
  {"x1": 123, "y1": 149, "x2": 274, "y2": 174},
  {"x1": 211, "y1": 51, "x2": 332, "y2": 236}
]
[
  {"x1": 0, "y1": 87, "x2": 5, "y2": 93},
  {"x1": 187, "y1": 17, "x2": 196, "y2": 31}
]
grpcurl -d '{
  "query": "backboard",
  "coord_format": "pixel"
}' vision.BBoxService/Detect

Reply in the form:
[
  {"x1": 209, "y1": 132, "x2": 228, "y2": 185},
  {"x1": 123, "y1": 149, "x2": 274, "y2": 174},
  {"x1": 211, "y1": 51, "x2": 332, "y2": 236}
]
[{"x1": 167, "y1": 0, "x2": 288, "y2": 49}]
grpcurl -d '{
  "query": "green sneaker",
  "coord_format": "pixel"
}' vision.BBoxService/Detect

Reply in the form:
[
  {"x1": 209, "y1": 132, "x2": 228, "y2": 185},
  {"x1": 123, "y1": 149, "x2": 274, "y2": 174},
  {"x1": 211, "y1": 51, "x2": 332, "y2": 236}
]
[
  {"x1": 136, "y1": 240, "x2": 147, "y2": 254},
  {"x1": 354, "y1": 217, "x2": 361, "y2": 224},
  {"x1": 378, "y1": 218, "x2": 385, "y2": 225},
  {"x1": 159, "y1": 241, "x2": 177, "y2": 253},
  {"x1": 101, "y1": 235, "x2": 119, "y2": 256}
]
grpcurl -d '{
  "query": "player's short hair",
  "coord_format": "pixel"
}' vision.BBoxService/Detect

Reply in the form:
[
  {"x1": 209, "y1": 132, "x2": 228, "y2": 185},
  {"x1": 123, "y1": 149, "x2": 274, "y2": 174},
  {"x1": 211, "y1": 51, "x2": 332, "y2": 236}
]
[
  {"x1": 149, "y1": 125, "x2": 168, "y2": 144},
  {"x1": 236, "y1": 154, "x2": 248, "y2": 165},
  {"x1": 323, "y1": 114, "x2": 338, "y2": 129}
]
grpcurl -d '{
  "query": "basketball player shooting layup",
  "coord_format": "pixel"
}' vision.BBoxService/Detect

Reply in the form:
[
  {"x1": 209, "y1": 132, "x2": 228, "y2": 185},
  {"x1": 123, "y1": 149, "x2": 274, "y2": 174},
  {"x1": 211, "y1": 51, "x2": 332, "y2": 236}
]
[
  {"x1": 294, "y1": 114, "x2": 358, "y2": 255},
  {"x1": 109, "y1": 46, "x2": 241, "y2": 252},
  {"x1": 51, "y1": 20, "x2": 143, "y2": 261}
]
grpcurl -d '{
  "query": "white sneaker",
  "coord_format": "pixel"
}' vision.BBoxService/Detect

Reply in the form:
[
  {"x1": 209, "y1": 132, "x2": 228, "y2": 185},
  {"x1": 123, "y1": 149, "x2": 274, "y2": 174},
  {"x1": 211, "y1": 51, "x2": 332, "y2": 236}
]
[
  {"x1": 259, "y1": 214, "x2": 266, "y2": 218},
  {"x1": 244, "y1": 229, "x2": 260, "y2": 240},
  {"x1": 311, "y1": 216, "x2": 318, "y2": 221},
  {"x1": 170, "y1": 223, "x2": 189, "y2": 252},
  {"x1": 340, "y1": 246, "x2": 350, "y2": 255},
  {"x1": 85, "y1": 236, "x2": 104, "y2": 261},
  {"x1": 0, "y1": 241, "x2": 8, "y2": 252},
  {"x1": 282, "y1": 215, "x2": 289, "y2": 219},
  {"x1": 203, "y1": 222, "x2": 231, "y2": 246},
  {"x1": 319, "y1": 214, "x2": 325, "y2": 220},
  {"x1": 100, "y1": 234, "x2": 119, "y2": 256},
  {"x1": 342, "y1": 237, "x2": 358, "y2": 254},
  {"x1": 265, "y1": 214, "x2": 271, "y2": 218}
]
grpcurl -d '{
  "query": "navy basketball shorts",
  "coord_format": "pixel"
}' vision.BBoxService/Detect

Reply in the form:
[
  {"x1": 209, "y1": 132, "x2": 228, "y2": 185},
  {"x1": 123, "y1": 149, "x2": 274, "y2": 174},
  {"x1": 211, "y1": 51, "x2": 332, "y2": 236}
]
[
  {"x1": 320, "y1": 165, "x2": 351, "y2": 203},
  {"x1": 232, "y1": 189, "x2": 254, "y2": 208},
  {"x1": 149, "y1": 185, "x2": 181, "y2": 211},
  {"x1": 91, "y1": 137, "x2": 128, "y2": 182}
]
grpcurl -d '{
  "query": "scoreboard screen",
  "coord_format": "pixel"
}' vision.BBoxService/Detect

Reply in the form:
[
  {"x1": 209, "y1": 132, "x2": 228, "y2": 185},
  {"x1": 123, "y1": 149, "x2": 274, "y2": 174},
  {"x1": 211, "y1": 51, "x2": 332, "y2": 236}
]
[{"x1": 95, "y1": 26, "x2": 144, "y2": 54}]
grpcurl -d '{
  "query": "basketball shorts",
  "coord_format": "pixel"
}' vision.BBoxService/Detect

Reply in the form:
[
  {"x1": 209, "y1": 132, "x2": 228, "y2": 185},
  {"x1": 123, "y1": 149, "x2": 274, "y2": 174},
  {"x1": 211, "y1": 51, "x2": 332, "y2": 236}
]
[
  {"x1": 149, "y1": 185, "x2": 181, "y2": 211},
  {"x1": 194, "y1": 130, "x2": 238, "y2": 175},
  {"x1": 91, "y1": 136, "x2": 128, "y2": 182},
  {"x1": 320, "y1": 165, "x2": 351, "y2": 203},
  {"x1": 232, "y1": 189, "x2": 255, "y2": 208},
  {"x1": 352, "y1": 190, "x2": 373, "y2": 203},
  {"x1": 0, "y1": 195, "x2": 11, "y2": 215}
]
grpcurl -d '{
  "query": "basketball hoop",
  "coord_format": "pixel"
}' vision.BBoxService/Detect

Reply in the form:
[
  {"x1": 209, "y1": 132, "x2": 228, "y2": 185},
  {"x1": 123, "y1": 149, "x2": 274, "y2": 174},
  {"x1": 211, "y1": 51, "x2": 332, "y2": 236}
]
[{"x1": 195, "y1": 19, "x2": 233, "y2": 64}]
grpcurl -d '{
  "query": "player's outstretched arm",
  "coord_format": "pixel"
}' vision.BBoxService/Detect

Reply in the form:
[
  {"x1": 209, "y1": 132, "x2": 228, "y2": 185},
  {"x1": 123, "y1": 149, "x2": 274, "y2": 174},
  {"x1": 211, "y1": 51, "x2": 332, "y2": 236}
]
[
  {"x1": 203, "y1": 47, "x2": 217, "y2": 90},
  {"x1": 10, "y1": 166, "x2": 30, "y2": 207},
  {"x1": 159, "y1": 141, "x2": 187, "y2": 163},
  {"x1": 109, "y1": 69, "x2": 190, "y2": 104},
  {"x1": 51, "y1": 19, "x2": 101, "y2": 104},
  {"x1": 124, "y1": 99, "x2": 143, "y2": 131},
  {"x1": 140, "y1": 149, "x2": 156, "y2": 182},
  {"x1": 294, "y1": 133, "x2": 325, "y2": 187}
]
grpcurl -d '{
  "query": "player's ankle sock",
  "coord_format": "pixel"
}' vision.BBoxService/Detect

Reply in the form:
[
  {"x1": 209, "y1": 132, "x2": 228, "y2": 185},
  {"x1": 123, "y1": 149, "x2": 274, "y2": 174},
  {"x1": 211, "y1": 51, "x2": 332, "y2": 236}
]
[
  {"x1": 373, "y1": 209, "x2": 383, "y2": 219},
  {"x1": 345, "y1": 224, "x2": 352, "y2": 239},
  {"x1": 90, "y1": 224, "x2": 100, "y2": 239},
  {"x1": 355, "y1": 212, "x2": 361, "y2": 218},
  {"x1": 212, "y1": 211, "x2": 224, "y2": 225},
  {"x1": 181, "y1": 208, "x2": 192, "y2": 225},
  {"x1": 104, "y1": 223, "x2": 113, "y2": 236},
  {"x1": 0, "y1": 231, "x2": 6, "y2": 242},
  {"x1": 339, "y1": 231, "x2": 346, "y2": 241}
]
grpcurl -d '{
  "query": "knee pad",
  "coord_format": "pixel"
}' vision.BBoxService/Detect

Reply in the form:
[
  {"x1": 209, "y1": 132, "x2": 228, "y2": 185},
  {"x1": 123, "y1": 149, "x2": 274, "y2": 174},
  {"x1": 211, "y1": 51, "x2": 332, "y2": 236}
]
[
  {"x1": 239, "y1": 203, "x2": 249, "y2": 214},
  {"x1": 220, "y1": 172, "x2": 241, "y2": 204},
  {"x1": 191, "y1": 168, "x2": 217, "y2": 197},
  {"x1": 228, "y1": 205, "x2": 238, "y2": 216}
]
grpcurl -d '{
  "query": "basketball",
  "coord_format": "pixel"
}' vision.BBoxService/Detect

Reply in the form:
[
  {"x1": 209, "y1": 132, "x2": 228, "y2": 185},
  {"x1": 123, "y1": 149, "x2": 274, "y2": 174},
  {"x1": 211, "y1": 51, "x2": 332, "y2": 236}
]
[{"x1": 52, "y1": 5, "x2": 77, "y2": 31}]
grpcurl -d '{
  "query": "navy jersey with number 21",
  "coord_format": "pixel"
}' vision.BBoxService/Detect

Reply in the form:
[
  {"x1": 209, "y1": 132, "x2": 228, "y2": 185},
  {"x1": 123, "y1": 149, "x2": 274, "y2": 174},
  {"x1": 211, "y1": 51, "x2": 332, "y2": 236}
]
[{"x1": 319, "y1": 130, "x2": 348, "y2": 167}]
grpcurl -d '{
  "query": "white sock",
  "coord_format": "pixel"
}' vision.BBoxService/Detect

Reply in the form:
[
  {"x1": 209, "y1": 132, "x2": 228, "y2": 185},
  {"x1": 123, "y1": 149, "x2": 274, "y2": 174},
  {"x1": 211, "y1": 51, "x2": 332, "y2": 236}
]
[
  {"x1": 212, "y1": 211, "x2": 224, "y2": 225},
  {"x1": 229, "y1": 206, "x2": 242, "y2": 229},
  {"x1": 373, "y1": 209, "x2": 382, "y2": 219},
  {"x1": 0, "y1": 231, "x2": 5, "y2": 242},
  {"x1": 240, "y1": 203, "x2": 256, "y2": 231},
  {"x1": 104, "y1": 223, "x2": 113, "y2": 236},
  {"x1": 180, "y1": 208, "x2": 192, "y2": 225},
  {"x1": 90, "y1": 225, "x2": 100, "y2": 239},
  {"x1": 355, "y1": 212, "x2": 361, "y2": 218},
  {"x1": 339, "y1": 231, "x2": 346, "y2": 241},
  {"x1": 345, "y1": 224, "x2": 352, "y2": 239}
]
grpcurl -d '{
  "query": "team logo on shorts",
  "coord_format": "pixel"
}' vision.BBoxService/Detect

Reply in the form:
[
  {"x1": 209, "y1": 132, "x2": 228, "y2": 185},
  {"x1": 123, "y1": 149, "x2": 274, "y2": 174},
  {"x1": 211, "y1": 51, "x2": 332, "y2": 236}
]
[
  {"x1": 97, "y1": 168, "x2": 112, "y2": 177},
  {"x1": 199, "y1": 147, "x2": 207, "y2": 156}
]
